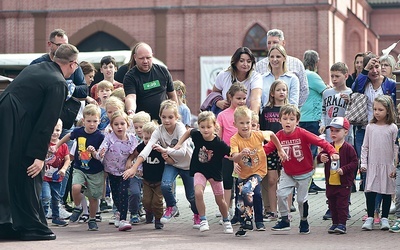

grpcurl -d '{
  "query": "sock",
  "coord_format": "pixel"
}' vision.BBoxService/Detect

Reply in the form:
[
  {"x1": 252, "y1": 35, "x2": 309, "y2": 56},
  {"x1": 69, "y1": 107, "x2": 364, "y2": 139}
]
[
  {"x1": 75, "y1": 205, "x2": 82, "y2": 210},
  {"x1": 200, "y1": 216, "x2": 207, "y2": 221},
  {"x1": 301, "y1": 217, "x2": 308, "y2": 221},
  {"x1": 81, "y1": 194, "x2": 88, "y2": 214},
  {"x1": 89, "y1": 217, "x2": 95, "y2": 221},
  {"x1": 282, "y1": 215, "x2": 289, "y2": 222},
  {"x1": 223, "y1": 217, "x2": 229, "y2": 222}
]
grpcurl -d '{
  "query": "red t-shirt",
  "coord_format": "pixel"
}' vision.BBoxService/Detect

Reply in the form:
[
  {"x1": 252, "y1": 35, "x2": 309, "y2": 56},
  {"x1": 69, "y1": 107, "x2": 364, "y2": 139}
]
[{"x1": 43, "y1": 142, "x2": 69, "y2": 182}]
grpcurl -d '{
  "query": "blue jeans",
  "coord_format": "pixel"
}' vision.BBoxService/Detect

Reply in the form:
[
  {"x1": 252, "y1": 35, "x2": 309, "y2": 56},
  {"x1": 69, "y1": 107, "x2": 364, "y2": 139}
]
[
  {"x1": 299, "y1": 121, "x2": 320, "y2": 158},
  {"x1": 59, "y1": 127, "x2": 73, "y2": 203},
  {"x1": 41, "y1": 181, "x2": 62, "y2": 219},
  {"x1": 128, "y1": 177, "x2": 142, "y2": 215},
  {"x1": 161, "y1": 164, "x2": 198, "y2": 214}
]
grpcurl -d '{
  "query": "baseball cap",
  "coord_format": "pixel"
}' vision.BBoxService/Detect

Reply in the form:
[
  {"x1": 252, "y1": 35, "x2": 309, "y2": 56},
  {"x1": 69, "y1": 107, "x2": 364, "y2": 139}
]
[{"x1": 326, "y1": 117, "x2": 350, "y2": 130}]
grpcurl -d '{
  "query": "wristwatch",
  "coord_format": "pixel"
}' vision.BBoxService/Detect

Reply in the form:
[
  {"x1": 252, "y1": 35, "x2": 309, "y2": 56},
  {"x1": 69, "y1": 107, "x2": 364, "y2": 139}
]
[{"x1": 127, "y1": 109, "x2": 135, "y2": 115}]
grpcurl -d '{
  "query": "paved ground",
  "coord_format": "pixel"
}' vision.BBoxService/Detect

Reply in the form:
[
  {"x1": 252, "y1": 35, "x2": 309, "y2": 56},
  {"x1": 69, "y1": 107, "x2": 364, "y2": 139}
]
[{"x1": 1, "y1": 179, "x2": 399, "y2": 250}]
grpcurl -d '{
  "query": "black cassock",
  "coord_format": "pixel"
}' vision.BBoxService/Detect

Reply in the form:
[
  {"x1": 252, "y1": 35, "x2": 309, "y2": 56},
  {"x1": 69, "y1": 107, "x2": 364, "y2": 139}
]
[{"x1": 0, "y1": 61, "x2": 67, "y2": 238}]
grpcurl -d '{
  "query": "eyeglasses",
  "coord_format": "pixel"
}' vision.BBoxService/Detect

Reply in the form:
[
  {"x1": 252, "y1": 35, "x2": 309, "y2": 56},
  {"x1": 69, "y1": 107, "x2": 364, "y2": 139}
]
[
  {"x1": 70, "y1": 60, "x2": 79, "y2": 67},
  {"x1": 50, "y1": 41, "x2": 63, "y2": 47}
]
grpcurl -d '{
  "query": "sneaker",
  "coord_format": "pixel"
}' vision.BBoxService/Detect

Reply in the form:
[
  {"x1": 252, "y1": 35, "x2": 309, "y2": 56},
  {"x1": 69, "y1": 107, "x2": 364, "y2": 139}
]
[
  {"x1": 95, "y1": 212, "x2": 102, "y2": 222},
  {"x1": 100, "y1": 199, "x2": 111, "y2": 212},
  {"x1": 78, "y1": 214, "x2": 89, "y2": 224},
  {"x1": 242, "y1": 218, "x2": 253, "y2": 231},
  {"x1": 193, "y1": 214, "x2": 201, "y2": 229},
  {"x1": 235, "y1": 227, "x2": 247, "y2": 237},
  {"x1": 52, "y1": 217, "x2": 68, "y2": 227},
  {"x1": 328, "y1": 224, "x2": 337, "y2": 234},
  {"x1": 310, "y1": 183, "x2": 325, "y2": 191},
  {"x1": 299, "y1": 220, "x2": 310, "y2": 234},
  {"x1": 64, "y1": 203, "x2": 74, "y2": 212},
  {"x1": 335, "y1": 224, "x2": 346, "y2": 234},
  {"x1": 59, "y1": 205, "x2": 72, "y2": 220},
  {"x1": 215, "y1": 212, "x2": 222, "y2": 217},
  {"x1": 256, "y1": 222, "x2": 266, "y2": 231},
  {"x1": 69, "y1": 207, "x2": 83, "y2": 223},
  {"x1": 230, "y1": 216, "x2": 240, "y2": 226},
  {"x1": 361, "y1": 214, "x2": 368, "y2": 221},
  {"x1": 374, "y1": 217, "x2": 381, "y2": 224},
  {"x1": 155, "y1": 219, "x2": 164, "y2": 229},
  {"x1": 308, "y1": 188, "x2": 318, "y2": 194},
  {"x1": 380, "y1": 218, "x2": 390, "y2": 230},
  {"x1": 264, "y1": 213, "x2": 278, "y2": 222},
  {"x1": 118, "y1": 220, "x2": 132, "y2": 231},
  {"x1": 199, "y1": 220, "x2": 210, "y2": 232},
  {"x1": 114, "y1": 211, "x2": 120, "y2": 228},
  {"x1": 362, "y1": 217, "x2": 373, "y2": 231},
  {"x1": 351, "y1": 183, "x2": 357, "y2": 193},
  {"x1": 322, "y1": 209, "x2": 331, "y2": 220},
  {"x1": 88, "y1": 219, "x2": 98, "y2": 231},
  {"x1": 145, "y1": 211, "x2": 154, "y2": 224},
  {"x1": 389, "y1": 202, "x2": 396, "y2": 214},
  {"x1": 160, "y1": 206, "x2": 179, "y2": 224},
  {"x1": 130, "y1": 214, "x2": 140, "y2": 225},
  {"x1": 46, "y1": 209, "x2": 52, "y2": 219},
  {"x1": 108, "y1": 214, "x2": 116, "y2": 225},
  {"x1": 105, "y1": 196, "x2": 113, "y2": 207},
  {"x1": 389, "y1": 219, "x2": 400, "y2": 233},
  {"x1": 290, "y1": 204, "x2": 296, "y2": 212},
  {"x1": 272, "y1": 219, "x2": 291, "y2": 231},
  {"x1": 223, "y1": 221, "x2": 233, "y2": 234}
]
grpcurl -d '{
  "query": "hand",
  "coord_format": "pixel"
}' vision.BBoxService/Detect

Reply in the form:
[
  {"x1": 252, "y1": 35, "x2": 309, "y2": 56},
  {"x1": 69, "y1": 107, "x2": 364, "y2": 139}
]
[
  {"x1": 125, "y1": 161, "x2": 133, "y2": 170},
  {"x1": 59, "y1": 169, "x2": 66, "y2": 177},
  {"x1": 320, "y1": 153, "x2": 329, "y2": 163},
  {"x1": 337, "y1": 168, "x2": 343, "y2": 175},
  {"x1": 278, "y1": 149, "x2": 288, "y2": 162},
  {"x1": 87, "y1": 145, "x2": 96, "y2": 153},
  {"x1": 123, "y1": 168, "x2": 135, "y2": 180},
  {"x1": 318, "y1": 126, "x2": 326, "y2": 135},
  {"x1": 240, "y1": 148, "x2": 251, "y2": 156},
  {"x1": 331, "y1": 153, "x2": 340, "y2": 161},
  {"x1": 161, "y1": 152, "x2": 169, "y2": 161},
  {"x1": 216, "y1": 100, "x2": 229, "y2": 110},
  {"x1": 173, "y1": 144, "x2": 182, "y2": 150},
  {"x1": 99, "y1": 148, "x2": 106, "y2": 158},
  {"x1": 27, "y1": 159, "x2": 44, "y2": 178},
  {"x1": 48, "y1": 145, "x2": 57, "y2": 154},
  {"x1": 153, "y1": 144, "x2": 166, "y2": 153},
  {"x1": 390, "y1": 170, "x2": 397, "y2": 178},
  {"x1": 136, "y1": 170, "x2": 143, "y2": 177},
  {"x1": 365, "y1": 57, "x2": 379, "y2": 71},
  {"x1": 360, "y1": 166, "x2": 367, "y2": 173},
  {"x1": 233, "y1": 163, "x2": 241, "y2": 174},
  {"x1": 340, "y1": 93, "x2": 350, "y2": 103}
]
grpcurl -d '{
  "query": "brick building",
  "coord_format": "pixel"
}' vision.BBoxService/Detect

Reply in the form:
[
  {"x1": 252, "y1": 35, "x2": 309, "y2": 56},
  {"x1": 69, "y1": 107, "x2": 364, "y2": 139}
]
[{"x1": 1, "y1": 0, "x2": 399, "y2": 113}]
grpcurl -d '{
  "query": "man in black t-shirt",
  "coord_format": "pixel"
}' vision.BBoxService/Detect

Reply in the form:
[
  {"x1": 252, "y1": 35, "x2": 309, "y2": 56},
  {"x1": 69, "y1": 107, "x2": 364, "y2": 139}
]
[{"x1": 123, "y1": 43, "x2": 178, "y2": 122}]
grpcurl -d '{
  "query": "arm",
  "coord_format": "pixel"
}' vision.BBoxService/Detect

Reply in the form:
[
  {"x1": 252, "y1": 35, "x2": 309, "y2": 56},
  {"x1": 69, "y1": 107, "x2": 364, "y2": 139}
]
[
  {"x1": 262, "y1": 130, "x2": 288, "y2": 161},
  {"x1": 288, "y1": 75, "x2": 300, "y2": 106},
  {"x1": 338, "y1": 145, "x2": 358, "y2": 175},
  {"x1": 167, "y1": 90, "x2": 179, "y2": 104},
  {"x1": 59, "y1": 154, "x2": 71, "y2": 177},
  {"x1": 249, "y1": 87, "x2": 262, "y2": 114},
  {"x1": 360, "y1": 125, "x2": 370, "y2": 172},
  {"x1": 125, "y1": 94, "x2": 137, "y2": 115},
  {"x1": 293, "y1": 59, "x2": 309, "y2": 107},
  {"x1": 56, "y1": 133, "x2": 71, "y2": 150},
  {"x1": 71, "y1": 67, "x2": 88, "y2": 99},
  {"x1": 174, "y1": 128, "x2": 192, "y2": 149},
  {"x1": 319, "y1": 92, "x2": 327, "y2": 134},
  {"x1": 123, "y1": 155, "x2": 145, "y2": 180}
]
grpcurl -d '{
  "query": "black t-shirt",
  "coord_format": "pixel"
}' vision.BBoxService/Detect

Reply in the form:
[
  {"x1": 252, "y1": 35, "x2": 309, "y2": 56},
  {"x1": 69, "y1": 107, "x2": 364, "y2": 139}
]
[
  {"x1": 189, "y1": 129, "x2": 230, "y2": 181},
  {"x1": 260, "y1": 106, "x2": 282, "y2": 133},
  {"x1": 136, "y1": 142, "x2": 165, "y2": 183},
  {"x1": 123, "y1": 64, "x2": 174, "y2": 122},
  {"x1": 115, "y1": 64, "x2": 129, "y2": 83}
]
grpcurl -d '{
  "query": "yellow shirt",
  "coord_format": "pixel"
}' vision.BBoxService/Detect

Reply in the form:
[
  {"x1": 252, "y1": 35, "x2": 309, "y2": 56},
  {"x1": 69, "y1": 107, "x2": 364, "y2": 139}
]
[
  {"x1": 230, "y1": 131, "x2": 267, "y2": 179},
  {"x1": 329, "y1": 144, "x2": 342, "y2": 185}
]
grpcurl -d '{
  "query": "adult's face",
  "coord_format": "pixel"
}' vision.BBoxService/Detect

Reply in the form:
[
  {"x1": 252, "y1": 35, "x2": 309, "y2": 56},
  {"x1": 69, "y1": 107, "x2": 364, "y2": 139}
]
[
  {"x1": 268, "y1": 48, "x2": 285, "y2": 71},
  {"x1": 267, "y1": 36, "x2": 285, "y2": 51},
  {"x1": 48, "y1": 35, "x2": 68, "y2": 58},
  {"x1": 134, "y1": 45, "x2": 153, "y2": 73},
  {"x1": 380, "y1": 60, "x2": 393, "y2": 78},
  {"x1": 355, "y1": 56, "x2": 364, "y2": 74},
  {"x1": 368, "y1": 60, "x2": 381, "y2": 82},
  {"x1": 84, "y1": 71, "x2": 95, "y2": 86},
  {"x1": 65, "y1": 58, "x2": 79, "y2": 78},
  {"x1": 235, "y1": 53, "x2": 252, "y2": 74}
]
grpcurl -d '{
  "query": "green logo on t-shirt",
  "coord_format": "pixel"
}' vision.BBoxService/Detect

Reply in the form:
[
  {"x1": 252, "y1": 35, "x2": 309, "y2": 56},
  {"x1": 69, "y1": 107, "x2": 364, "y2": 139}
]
[{"x1": 143, "y1": 80, "x2": 161, "y2": 90}]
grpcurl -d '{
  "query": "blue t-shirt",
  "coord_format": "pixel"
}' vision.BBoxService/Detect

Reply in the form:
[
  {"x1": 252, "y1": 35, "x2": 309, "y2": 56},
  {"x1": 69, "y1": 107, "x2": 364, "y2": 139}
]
[
  {"x1": 98, "y1": 107, "x2": 109, "y2": 132},
  {"x1": 70, "y1": 127, "x2": 104, "y2": 174},
  {"x1": 300, "y1": 70, "x2": 327, "y2": 122}
]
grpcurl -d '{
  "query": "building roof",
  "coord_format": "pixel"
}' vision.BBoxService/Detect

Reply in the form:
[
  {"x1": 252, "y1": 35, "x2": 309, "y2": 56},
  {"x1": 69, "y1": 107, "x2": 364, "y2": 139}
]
[{"x1": 367, "y1": 0, "x2": 400, "y2": 8}]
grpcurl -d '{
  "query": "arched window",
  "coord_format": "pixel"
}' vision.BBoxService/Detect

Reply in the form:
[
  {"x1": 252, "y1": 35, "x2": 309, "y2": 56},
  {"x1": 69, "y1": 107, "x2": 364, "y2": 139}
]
[
  {"x1": 243, "y1": 24, "x2": 268, "y2": 60},
  {"x1": 77, "y1": 32, "x2": 129, "y2": 52}
]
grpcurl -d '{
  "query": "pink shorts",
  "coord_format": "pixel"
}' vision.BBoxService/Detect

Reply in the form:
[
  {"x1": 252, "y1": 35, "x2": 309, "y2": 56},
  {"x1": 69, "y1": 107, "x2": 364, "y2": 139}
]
[{"x1": 194, "y1": 172, "x2": 224, "y2": 196}]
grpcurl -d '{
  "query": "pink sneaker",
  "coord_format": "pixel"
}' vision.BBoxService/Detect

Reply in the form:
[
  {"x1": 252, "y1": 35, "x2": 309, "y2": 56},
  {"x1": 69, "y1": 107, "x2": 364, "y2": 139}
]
[
  {"x1": 362, "y1": 214, "x2": 368, "y2": 221},
  {"x1": 193, "y1": 214, "x2": 201, "y2": 229},
  {"x1": 374, "y1": 217, "x2": 381, "y2": 224}
]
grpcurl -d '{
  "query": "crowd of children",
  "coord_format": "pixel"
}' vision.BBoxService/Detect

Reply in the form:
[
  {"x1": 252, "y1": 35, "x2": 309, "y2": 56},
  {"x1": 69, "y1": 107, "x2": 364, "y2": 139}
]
[{"x1": 41, "y1": 54, "x2": 400, "y2": 238}]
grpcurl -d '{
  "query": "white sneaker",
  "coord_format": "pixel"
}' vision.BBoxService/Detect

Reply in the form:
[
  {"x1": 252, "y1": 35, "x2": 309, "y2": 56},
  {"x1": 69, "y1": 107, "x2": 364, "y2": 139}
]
[
  {"x1": 105, "y1": 196, "x2": 113, "y2": 207},
  {"x1": 118, "y1": 220, "x2": 132, "y2": 231},
  {"x1": 46, "y1": 209, "x2": 52, "y2": 219},
  {"x1": 389, "y1": 202, "x2": 396, "y2": 214},
  {"x1": 223, "y1": 221, "x2": 233, "y2": 234},
  {"x1": 215, "y1": 212, "x2": 222, "y2": 218},
  {"x1": 199, "y1": 220, "x2": 210, "y2": 232},
  {"x1": 114, "y1": 211, "x2": 120, "y2": 228},
  {"x1": 362, "y1": 217, "x2": 373, "y2": 231},
  {"x1": 59, "y1": 205, "x2": 72, "y2": 220},
  {"x1": 108, "y1": 214, "x2": 115, "y2": 225},
  {"x1": 381, "y1": 218, "x2": 390, "y2": 230}
]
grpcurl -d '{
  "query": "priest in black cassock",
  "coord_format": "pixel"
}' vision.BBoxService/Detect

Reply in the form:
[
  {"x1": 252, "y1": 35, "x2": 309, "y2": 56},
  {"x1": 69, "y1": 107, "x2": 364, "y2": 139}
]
[{"x1": 0, "y1": 44, "x2": 80, "y2": 241}]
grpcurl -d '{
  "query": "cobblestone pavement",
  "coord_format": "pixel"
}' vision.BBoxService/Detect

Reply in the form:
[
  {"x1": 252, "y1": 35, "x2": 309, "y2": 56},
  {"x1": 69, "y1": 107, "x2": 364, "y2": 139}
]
[{"x1": 1, "y1": 180, "x2": 398, "y2": 250}]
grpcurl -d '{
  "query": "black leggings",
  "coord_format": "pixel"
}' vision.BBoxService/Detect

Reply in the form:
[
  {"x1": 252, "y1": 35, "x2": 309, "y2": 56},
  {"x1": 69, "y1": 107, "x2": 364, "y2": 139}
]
[
  {"x1": 365, "y1": 192, "x2": 391, "y2": 218},
  {"x1": 222, "y1": 158, "x2": 234, "y2": 190}
]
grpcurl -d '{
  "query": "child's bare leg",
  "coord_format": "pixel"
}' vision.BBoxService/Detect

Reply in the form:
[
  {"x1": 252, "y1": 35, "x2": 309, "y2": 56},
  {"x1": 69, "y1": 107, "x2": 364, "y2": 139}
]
[
  {"x1": 215, "y1": 195, "x2": 229, "y2": 219},
  {"x1": 89, "y1": 198, "x2": 98, "y2": 219},
  {"x1": 72, "y1": 184, "x2": 82, "y2": 207},
  {"x1": 267, "y1": 170, "x2": 279, "y2": 214},
  {"x1": 194, "y1": 185, "x2": 206, "y2": 216}
]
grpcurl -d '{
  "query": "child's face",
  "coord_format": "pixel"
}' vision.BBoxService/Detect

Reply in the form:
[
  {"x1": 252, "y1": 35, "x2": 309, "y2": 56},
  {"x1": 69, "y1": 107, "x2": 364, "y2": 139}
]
[
  {"x1": 143, "y1": 131, "x2": 152, "y2": 145},
  {"x1": 106, "y1": 106, "x2": 121, "y2": 120},
  {"x1": 230, "y1": 91, "x2": 246, "y2": 108},
  {"x1": 234, "y1": 115, "x2": 251, "y2": 138},
  {"x1": 330, "y1": 71, "x2": 348, "y2": 88},
  {"x1": 373, "y1": 101, "x2": 387, "y2": 122},
  {"x1": 329, "y1": 127, "x2": 347, "y2": 142},
  {"x1": 133, "y1": 122, "x2": 145, "y2": 139},
  {"x1": 51, "y1": 123, "x2": 62, "y2": 141},
  {"x1": 160, "y1": 108, "x2": 178, "y2": 131},
  {"x1": 279, "y1": 113, "x2": 299, "y2": 134},
  {"x1": 111, "y1": 116, "x2": 128, "y2": 139},
  {"x1": 198, "y1": 120, "x2": 216, "y2": 141},
  {"x1": 83, "y1": 114, "x2": 100, "y2": 134},
  {"x1": 100, "y1": 63, "x2": 116, "y2": 80},
  {"x1": 98, "y1": 88, "x2": 112, "y2": 103},
  {"x1": 271, "y1": 83, "x2": 288, "y2": 103},
  {"x1": 251, "y1": 119, "x2": 260, "y2": 131}
]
